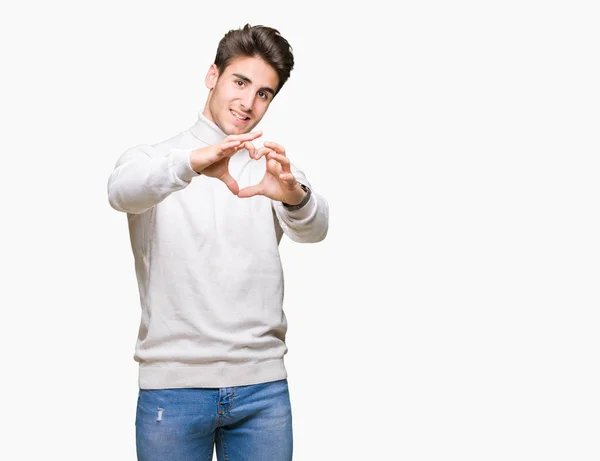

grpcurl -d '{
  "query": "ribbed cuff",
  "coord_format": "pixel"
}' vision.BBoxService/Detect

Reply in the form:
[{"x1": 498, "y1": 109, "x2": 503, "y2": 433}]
[
  {"x1": 171, "y1": 149, "x2": 200, "y2": 182},
  {"x1": 276, "y1": 193, "x2": 316, "y2": 220}
]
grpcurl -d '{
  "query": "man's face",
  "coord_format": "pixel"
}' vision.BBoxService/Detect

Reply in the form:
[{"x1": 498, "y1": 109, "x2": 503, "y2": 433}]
[{"x1": 203, "y1": 56, "x2": 279, "y2": 136}]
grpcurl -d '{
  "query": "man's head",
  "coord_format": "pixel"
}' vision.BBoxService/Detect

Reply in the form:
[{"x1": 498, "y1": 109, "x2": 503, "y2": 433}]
[{"x1": 203, "y1": 24, "x2": 295, "y2": 135}]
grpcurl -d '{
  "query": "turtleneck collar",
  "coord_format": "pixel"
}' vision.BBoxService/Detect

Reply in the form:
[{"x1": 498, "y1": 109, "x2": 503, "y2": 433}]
[{"x1": 190, "y1": 111, "x2": 228, "y2": 145}]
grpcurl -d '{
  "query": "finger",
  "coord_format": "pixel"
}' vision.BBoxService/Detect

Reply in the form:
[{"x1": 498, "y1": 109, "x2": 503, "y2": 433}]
[
  {"x1": 253, "y1": 147, "x2": 272, "y2": 161},
  {"x1": 241, "y1": 141, "x2": 256, "y2": 158},
  {"x1": 266, "y1": 157, "x2": 282, "y2": 176},
  {"x1": 219, "y1": 173, "x2": 239, "y2": 196},
  {"x1": 267, "y1": 152, "x2": 292, "y2": 174},
  {"x1": 279, "y1": 172, "x2": 297, "y2": 186},
  {"x1": 225, "y1": 131, "x2": 263, "y2": 143},
  {"x1": 217, "y1": 141, "x2": 242, "y2": 160},
  {"x1": 218, "y1": 140, "x2": 241, "y2": 153},
  {"x1": 237, "y1": 184, "x2": 263, "y2": 198},
  {"x1": 263, "y1": 141, "x2": 286, "y2": 156}
]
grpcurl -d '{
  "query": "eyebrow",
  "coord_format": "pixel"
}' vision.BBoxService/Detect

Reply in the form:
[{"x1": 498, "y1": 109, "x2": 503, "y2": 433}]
[{"x1": 232, "y1": 73, "x2": 276, "y2": 96}]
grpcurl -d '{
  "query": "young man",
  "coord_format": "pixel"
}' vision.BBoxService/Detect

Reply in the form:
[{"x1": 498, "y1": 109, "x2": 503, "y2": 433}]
[{"x1": 107, "y1": 24, "x2": 328, "y2": 461}]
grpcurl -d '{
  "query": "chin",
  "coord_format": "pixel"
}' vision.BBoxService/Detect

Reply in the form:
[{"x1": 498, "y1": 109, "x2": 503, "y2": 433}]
[
  {"x1": 228, "y1": 123, "x2": 255, "y2": 135},
  {"x1": 224, "y1": 125, "x2": 245, "y2": 136}
]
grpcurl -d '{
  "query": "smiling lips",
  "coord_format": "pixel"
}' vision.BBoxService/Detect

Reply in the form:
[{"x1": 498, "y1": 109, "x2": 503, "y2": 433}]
[{"x1": 230, "y1": 109, "x2": 250, "y2": 123}]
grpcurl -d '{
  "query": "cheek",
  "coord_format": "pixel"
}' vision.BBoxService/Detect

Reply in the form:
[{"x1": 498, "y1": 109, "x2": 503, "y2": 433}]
[
  {"x1": 213, "y1": 84, "x2": 235, "y2": 103},
  {"x1": 257, "y1": 100, "x2": 272, "y2": 114}
]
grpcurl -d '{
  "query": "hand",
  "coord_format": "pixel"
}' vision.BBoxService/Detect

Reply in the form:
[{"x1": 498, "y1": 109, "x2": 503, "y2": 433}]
[
  {"x1": 190, "y1": 131, "x2": 262, "y2": 195},
  {"x1": 237, "y1": 141, "x2": 307, "y2": 205}
]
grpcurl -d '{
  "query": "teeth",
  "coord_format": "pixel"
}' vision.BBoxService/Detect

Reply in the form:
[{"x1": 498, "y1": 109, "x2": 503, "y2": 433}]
[{"x1": 231, "y1": 110, "x2": 247, "y2": 120}]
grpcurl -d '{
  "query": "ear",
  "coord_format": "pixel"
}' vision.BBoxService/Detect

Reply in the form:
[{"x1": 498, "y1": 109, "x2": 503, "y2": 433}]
[{"x1": 205, "y1": 64, "x2": 219, "y2": 90}]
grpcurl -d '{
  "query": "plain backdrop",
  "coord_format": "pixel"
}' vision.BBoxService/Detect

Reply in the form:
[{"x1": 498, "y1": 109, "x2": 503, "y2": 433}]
[{"x1": 1, "y1": 0, "x2": 598, "y2": 460}]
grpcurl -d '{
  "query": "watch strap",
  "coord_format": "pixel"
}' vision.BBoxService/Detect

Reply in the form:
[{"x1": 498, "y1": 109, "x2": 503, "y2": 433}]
[{"x1": 282, "y1": 183, "x2": 311, "y2": 211}]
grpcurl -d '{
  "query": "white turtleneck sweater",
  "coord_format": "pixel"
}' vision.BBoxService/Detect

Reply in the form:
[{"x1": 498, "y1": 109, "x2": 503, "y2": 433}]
[{"x1": 107, "y1": 112, "x2": 329, "y2": 389}]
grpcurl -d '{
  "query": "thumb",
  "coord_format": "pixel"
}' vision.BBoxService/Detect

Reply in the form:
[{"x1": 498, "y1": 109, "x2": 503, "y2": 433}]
[
  {"x1": 237, "y1": 184, "x2": 263, "y2": 199},
  {"x1": 219, "y1": 173, "x2": 239, "y2": 196}
]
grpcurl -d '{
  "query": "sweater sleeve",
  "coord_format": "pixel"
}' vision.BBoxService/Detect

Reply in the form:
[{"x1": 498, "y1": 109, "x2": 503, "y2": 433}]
[
  {"x1": 272, "y1": 163, "x2": 329, "y2": 243},
  {"x1": 107, "y1": 144, "x2": 199, "y2": 214}
]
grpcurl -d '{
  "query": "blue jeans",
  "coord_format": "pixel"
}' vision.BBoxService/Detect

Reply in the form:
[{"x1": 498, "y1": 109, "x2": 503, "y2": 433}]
[{"x1": 135, "y1": 378, "x2": 293, "y2": 461}]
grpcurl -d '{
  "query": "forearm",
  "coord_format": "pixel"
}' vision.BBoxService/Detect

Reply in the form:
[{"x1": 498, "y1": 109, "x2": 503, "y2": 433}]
[{"x1": 107, "y1": 146, "x2": 198, "y2": 214}]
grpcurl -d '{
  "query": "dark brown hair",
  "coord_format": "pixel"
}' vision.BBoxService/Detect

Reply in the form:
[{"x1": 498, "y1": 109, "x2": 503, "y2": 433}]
[{"x1": 214, "y1": 24, "x2": 294, "y2": 95}]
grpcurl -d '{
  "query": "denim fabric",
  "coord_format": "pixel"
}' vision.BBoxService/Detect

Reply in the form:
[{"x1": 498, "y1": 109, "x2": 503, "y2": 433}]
[{"x1": 135, "y1": 379, "x2": 293, "y2": 461}]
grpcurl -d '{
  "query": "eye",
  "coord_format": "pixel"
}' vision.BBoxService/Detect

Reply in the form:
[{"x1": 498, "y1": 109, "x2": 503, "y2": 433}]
[
  {"x1": 235, "y1": 80, "x2": 245, "y2": 87},
  {"x1": 258, "y1": 91, "x2": 269, "y2": 100}
]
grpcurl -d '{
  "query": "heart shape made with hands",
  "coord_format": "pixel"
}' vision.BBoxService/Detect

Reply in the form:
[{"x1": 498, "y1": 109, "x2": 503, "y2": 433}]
[
  {"x1": 197, "y1": 131, "x2": 307, "y2": 206},
  {"x1": 235, "y1": 139, "x2": 300, "y2": 203},
  {"x1": 197, "y1": 131, "x2": 306, "y2": 205}
]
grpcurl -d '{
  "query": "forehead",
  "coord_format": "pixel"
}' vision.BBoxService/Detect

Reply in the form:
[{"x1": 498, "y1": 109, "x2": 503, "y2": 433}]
[{"x1": 223, "y1": 56, "x2": 279, "y2": 88}]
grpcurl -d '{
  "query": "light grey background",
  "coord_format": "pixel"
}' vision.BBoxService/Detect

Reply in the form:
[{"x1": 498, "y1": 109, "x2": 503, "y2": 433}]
[{"x1": 1, "y1": 0, "x2": 598, "y2": 460}]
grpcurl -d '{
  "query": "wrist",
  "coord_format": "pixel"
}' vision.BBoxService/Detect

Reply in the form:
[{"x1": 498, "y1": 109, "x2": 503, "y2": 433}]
[
  {"x1": 283, "y1": 183, "x2": 311, "y2": 210},
  {"x1": 189, "y1": 149, "x2": 203, "y2": 174}
]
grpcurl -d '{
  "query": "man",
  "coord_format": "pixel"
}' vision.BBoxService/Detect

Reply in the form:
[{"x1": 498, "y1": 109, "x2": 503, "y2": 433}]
[{"x1": 107, "y1": 24, "x2": 329, "y2": 461}]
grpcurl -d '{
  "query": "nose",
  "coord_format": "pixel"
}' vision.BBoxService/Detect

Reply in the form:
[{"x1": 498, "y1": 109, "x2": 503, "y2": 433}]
[{"x1": 240, "y1": 93, "x2": 255, "y2": 113}]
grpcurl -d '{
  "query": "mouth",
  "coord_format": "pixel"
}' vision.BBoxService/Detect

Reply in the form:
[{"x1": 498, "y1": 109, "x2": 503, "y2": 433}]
[{"x1": 230, "y1": 109, "x2": 250, "y2": 123}]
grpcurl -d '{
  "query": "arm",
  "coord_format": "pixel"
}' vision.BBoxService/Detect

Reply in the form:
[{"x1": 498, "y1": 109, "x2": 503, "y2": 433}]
[
  {"x1": 107, "y1": 145, "x2": 198, "y2": 214},
  {"x1": 237, "y1": 141, "x2": 329, "y2": 243},
  {"x1": 107, "y1": 132, "x2": 263, "y2": 214},
  {"x1": 272, "y1": 165, "x2": 329, "y2": 243}
]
